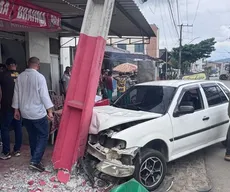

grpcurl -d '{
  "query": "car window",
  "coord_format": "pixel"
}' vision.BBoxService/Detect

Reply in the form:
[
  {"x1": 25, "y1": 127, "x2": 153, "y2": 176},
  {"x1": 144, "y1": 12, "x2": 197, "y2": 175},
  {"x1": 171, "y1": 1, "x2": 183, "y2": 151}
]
[
  {"x1": 179, "y1": 88, "x2": 204, "y2": 111},
  {"x1": 114, "y1": 85, "x2": 176, "y2": 114},
  {"x1": 202, "y1": 85, "x2": 228, "y2": 107},
  {"x1": 218, "y1": 83, "x2": 230, "y2": 98},
  {"x1": 217, "y1": 86, "x2": 228, "y2": 103}
]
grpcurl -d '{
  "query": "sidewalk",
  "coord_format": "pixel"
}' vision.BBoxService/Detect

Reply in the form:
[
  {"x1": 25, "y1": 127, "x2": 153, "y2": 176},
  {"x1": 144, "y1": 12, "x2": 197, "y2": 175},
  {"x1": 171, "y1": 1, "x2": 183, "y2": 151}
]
[
  {"x1": 0, "y1": 145, "x2": 110, "y2": 192},
  {"x1": 205, "y1": 144, "x2": 230, "y2": 192}
]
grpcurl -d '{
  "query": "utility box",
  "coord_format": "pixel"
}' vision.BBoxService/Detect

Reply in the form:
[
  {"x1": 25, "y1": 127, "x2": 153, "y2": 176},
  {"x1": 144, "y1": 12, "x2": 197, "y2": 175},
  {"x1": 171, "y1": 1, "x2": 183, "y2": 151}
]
[{"x1": 137, "y1": 60, "x2": 156, "y2": 83}]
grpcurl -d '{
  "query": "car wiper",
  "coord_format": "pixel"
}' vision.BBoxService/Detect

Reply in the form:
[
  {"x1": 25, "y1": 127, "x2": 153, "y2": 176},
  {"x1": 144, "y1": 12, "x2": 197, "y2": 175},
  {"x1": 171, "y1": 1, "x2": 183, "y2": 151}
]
[
  {"x1": 111, "y1": 103, "x2": 120, "y2": 108},
  {"x1": 127, "y1": 104, "x2": 142, "y2": 110}
]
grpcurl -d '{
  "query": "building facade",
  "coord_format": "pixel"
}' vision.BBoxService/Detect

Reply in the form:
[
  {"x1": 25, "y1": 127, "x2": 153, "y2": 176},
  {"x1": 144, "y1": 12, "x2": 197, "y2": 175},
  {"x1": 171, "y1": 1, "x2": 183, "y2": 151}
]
[{"x1": 111, "y1": 24, "x2": 159, "y2": 57}]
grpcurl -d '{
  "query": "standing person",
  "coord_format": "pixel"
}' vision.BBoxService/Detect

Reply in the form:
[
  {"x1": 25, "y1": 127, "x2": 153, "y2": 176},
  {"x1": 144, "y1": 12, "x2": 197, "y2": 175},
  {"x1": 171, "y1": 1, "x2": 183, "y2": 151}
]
[
  {"x1": 105, "y1": 71, "x2": 113, "y2": 101},
  {"x1": 225, "y1": 99, "x2": 230, "y2": 161},
  {"x1": 61, "y1": 66, "x2": 71, "y2": 95},
  {"x1": 0, "y1": 58, "x2": 22, "y2": 160},
  {"x1": 12, "y1": 57, "x2": 54, "y2": 172},
  {"x1": 99, "y1": 69, "x2": 108, "y2": 99},
  {"x1": 0, "y1": 64, "x2": 5, "y2": 146},
  {"x1": 114, "y1": 72, "x2": 128, "y2": 97}
]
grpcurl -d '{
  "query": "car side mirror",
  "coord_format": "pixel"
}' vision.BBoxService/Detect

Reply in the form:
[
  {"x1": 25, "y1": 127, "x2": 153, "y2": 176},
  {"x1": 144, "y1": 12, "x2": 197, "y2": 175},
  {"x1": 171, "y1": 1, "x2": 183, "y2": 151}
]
[
  {"x1": 174, "y1": 105, "x2": 195, "y2": 117},
  {"x1": 178, "y1": 105, "x2": 195, "y2": 115}
]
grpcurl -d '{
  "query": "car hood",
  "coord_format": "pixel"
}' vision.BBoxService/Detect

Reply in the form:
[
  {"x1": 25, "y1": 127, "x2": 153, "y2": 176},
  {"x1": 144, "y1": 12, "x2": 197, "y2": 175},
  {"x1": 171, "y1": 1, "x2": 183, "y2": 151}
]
[{"x1": 90, "y1": 106, "x2": 162, "y2": 133}]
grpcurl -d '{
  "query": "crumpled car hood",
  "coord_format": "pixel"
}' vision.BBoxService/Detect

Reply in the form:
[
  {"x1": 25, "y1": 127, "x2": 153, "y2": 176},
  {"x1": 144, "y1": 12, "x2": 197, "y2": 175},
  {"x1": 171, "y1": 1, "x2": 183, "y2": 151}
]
[{"x1": 91, "y1": 106, "x2": 161, "y2": 133}]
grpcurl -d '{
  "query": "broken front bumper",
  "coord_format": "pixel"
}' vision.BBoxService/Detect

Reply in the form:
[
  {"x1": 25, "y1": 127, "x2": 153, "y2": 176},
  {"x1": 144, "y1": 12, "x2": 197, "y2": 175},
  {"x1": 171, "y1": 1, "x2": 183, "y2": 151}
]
[{"x1": 87, "y1": 142, "x2": 138, "y2": 178}]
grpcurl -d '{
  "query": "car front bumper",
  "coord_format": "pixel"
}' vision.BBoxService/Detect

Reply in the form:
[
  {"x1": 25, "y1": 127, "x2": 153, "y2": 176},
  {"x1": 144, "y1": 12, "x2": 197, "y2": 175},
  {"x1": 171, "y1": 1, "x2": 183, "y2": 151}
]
[{"x1": 87, "y1": 142, "x2": 138, "y2": 177}]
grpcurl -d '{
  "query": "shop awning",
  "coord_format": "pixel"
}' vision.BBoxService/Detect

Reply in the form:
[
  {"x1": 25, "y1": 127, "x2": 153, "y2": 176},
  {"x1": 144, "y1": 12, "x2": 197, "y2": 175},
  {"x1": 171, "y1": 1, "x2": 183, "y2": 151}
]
[
  {"x1": 28, "y1": 0, "x2": 155, "y2": 37},
  {"x1": 0, "y1": 0, "x2": 61, "y2": 31}
]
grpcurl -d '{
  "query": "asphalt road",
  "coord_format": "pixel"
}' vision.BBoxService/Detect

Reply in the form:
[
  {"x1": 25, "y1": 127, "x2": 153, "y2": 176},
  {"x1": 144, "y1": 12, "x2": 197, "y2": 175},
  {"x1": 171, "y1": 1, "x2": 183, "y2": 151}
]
[{"x1": 204, "y1": 79, "x2": 230, "y2": 192}]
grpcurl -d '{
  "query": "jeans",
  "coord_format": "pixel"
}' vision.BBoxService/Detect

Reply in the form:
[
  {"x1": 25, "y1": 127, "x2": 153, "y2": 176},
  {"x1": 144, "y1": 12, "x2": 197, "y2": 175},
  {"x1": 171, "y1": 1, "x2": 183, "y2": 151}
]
[
  {"x1": 226, "y1": 125, "x2": 230, "y2": 155},
  {"x1": 0, "y1": 111, "x2": 22, "y2": 154},
  {"x1": 23, "y1": 116, "x2": 49, "y2": 164},
  {"x1": 107, "y1": 89, "x2": 113, "y2": 101}
]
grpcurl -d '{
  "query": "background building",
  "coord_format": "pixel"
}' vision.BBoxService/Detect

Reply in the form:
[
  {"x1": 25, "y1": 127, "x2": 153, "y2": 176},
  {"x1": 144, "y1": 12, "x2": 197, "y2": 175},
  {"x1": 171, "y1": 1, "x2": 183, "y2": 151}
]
[{"x1": 111, "y1": 24, "x2": 159, "y2": 56}]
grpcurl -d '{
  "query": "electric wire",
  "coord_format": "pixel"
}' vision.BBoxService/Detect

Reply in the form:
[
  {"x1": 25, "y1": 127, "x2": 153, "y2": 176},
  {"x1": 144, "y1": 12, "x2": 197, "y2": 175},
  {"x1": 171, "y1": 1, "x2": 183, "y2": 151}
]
[
  {"x1": 161, "y1": 1, "x2": 178, "y2": 46},
  {"x1": 167, "y1": 0, "x2": 179, "y2": 37},
  {"x1": 158, "y1": 0, "x2": 168, "y2": 48},
  {"x1": 193, "y1": 0, "x2": 201, "y2": 24},
  {"x1": 176, "y1": 0, "x2": 181, "y2": 25}
]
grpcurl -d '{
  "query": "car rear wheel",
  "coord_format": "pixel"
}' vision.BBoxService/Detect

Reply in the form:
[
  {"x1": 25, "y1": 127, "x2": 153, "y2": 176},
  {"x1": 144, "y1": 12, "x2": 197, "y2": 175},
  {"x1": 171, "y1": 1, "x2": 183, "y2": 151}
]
[
  {"x1": 133, "y1": 149, "x2": 167, "y2": 191},
  {"x1": 220, "y1": 74, "x2": 228, "y2": 80}
]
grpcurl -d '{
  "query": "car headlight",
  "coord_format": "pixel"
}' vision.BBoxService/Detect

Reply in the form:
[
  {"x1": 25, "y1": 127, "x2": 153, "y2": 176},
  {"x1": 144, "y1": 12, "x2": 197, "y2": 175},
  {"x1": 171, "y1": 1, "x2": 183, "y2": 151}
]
[
  {"x1": 116, "y1": 140, "x2": 126, "y2": 149},
  {"x1": 99, "y1": 136, "x2": 126, "y2": 149}
]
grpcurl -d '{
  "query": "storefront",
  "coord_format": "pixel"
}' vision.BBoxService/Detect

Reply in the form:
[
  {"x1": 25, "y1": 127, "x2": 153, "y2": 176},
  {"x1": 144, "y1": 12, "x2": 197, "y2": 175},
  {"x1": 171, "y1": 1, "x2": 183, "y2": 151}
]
[
  {"x1": 0, "y1": 0, "x2": 156, "y2": 187},
  {"x1": 0, "y1": 0, "x2": 62, "y2": 93}
]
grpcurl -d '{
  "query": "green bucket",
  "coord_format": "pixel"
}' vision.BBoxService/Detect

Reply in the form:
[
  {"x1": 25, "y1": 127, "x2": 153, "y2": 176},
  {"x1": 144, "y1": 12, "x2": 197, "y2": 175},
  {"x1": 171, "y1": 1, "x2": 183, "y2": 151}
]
[{"x1": 110, "y1": 179, "x2": 148, "y2": 192}]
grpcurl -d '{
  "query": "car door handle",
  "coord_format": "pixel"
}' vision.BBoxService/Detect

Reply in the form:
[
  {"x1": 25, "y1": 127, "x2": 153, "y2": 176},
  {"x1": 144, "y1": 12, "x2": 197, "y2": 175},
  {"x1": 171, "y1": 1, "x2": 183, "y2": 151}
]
[{"x1": 203, "y1": 116, "x2": 210, "y2": 121}]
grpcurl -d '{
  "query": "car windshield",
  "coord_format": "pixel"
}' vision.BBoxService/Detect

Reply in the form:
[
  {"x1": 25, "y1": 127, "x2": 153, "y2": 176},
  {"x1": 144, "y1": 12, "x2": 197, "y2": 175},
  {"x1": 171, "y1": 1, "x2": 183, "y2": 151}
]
[{"x1": 113, "y1": 85, "x2": 176, "y2": 114}]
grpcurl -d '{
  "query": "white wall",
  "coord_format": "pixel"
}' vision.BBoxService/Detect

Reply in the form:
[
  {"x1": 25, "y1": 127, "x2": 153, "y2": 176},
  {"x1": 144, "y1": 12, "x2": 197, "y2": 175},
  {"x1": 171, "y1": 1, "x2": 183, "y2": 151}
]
[
  {"x1": 27, "y1": 32, "x2": 59, "y2": 89},
  {"x1": 27, "y1": 32, "x2": 50, "y2": 63},
  {"x1": 60, "y1": 37, "x2": 78, "y2": 70}
]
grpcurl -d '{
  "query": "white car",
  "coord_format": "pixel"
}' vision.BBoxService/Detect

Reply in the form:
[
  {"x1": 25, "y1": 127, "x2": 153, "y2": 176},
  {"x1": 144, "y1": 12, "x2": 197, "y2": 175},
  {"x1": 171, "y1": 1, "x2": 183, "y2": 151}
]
[{"x1": 87, "y1": 80, "x2": 230, "y2": 191}]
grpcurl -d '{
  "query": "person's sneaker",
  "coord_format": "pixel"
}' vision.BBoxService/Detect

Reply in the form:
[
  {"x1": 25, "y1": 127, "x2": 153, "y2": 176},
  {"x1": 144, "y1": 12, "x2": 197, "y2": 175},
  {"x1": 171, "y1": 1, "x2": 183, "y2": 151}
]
[
  {"x1": 39, "y1": 162, "x2": 45, "y2": 168},
  {"x1": 0, "y1": 153, "x2": 11, "y2": 160},
  {"x1": 29, "y1": 162, "x2": 45, "y2": 172},
  {"x1": 225, "y1": 155, "x2": 230, "y2": 161},
  {"x1": 13, "y1": 151, "x2": 21, "y2": 157}
]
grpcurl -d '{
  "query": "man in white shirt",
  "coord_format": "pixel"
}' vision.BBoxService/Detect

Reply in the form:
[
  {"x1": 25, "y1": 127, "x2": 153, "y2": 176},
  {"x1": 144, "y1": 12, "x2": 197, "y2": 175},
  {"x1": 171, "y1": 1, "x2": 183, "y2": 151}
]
[{"x1": 12, "y1": 57, "x2": 54, "y2": 172}]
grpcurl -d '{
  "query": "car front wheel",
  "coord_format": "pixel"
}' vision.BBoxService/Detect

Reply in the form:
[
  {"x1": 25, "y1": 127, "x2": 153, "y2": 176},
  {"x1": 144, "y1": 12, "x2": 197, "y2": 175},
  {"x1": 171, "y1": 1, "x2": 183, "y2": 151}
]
[{"x1": 133, "y1": 149, "x2": 167, "y2": 191}]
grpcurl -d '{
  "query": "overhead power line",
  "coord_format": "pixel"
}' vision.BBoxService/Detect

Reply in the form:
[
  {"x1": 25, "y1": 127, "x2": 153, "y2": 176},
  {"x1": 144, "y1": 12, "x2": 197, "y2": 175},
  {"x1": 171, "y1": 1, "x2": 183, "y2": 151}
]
[
  {"x1": 158, "y1": 0, "x2": 168, "y2": 48},
  {"x1": 167, "y1": 0, "x2": 179, "y2": 37},
  {"x1": 176, "y1": 0, "x2": 180, "y2": 25},
  {"x1": 186, "y1": 0, "x2": 189, "y2": 23},
  {"x1": 161, "y1": 0, "x2": 178, "y2": 46},
  {"x1": 193, "y1": 0, "x2": 201, "y2": 24}
]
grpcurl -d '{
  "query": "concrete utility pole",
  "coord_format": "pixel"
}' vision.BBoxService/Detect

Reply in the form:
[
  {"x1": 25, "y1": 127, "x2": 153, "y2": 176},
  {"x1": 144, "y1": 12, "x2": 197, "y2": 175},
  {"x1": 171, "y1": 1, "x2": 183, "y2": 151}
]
[
  {"x1": 178, "y1": 24, "x2": 193, "y2": 77},
  {"x1": 52, "y1": 0, "x2": 115, "y2": 183}
]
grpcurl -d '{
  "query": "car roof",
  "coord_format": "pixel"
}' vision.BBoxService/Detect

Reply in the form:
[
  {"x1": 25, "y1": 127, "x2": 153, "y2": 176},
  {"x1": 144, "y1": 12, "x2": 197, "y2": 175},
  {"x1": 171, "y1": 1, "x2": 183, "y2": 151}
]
[{"x1": 137, "y1": 80, "x2": 221, "y2": 88}]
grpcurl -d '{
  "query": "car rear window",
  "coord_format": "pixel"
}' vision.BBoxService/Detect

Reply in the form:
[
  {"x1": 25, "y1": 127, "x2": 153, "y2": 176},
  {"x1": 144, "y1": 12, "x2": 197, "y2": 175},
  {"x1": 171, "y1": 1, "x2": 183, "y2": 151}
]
[
  {"x1": 218, "y1": 83, "x2": 230, "y2": 98},
  {"x1": 202, "y1": 85, "x2": 228, "y2": 107}
]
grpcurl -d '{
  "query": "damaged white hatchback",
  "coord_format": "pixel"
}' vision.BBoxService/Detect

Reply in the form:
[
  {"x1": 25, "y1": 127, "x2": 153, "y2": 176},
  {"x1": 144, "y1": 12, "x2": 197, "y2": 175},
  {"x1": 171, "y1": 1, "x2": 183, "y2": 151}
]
[{"x1": 87, "y1": 80, "x2": 230, "y2": 191}]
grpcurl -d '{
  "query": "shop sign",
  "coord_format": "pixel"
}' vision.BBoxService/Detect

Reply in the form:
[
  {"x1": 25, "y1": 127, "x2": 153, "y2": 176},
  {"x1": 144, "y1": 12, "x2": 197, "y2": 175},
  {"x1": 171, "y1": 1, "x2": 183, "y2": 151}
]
[
  {"x1": 0, "y1": 0, "x2": 13, "y2": 21},
  {"x1": 0, "y1": 0, "x2": 61, "y2": 31},
  {"x1": 182, "y1": 73, "x2": 207, "y2": 80}
]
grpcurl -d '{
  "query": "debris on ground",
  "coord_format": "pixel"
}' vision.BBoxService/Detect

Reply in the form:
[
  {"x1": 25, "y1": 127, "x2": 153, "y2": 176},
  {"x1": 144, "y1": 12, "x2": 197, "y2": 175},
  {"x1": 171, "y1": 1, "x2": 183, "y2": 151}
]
[{"x1": 0, "y1": 161, "x2": 116, "y2": 192}]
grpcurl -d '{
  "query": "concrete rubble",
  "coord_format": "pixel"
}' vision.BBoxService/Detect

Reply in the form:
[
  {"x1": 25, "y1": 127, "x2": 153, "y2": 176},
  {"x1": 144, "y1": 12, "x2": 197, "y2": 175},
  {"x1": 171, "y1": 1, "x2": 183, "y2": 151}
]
[
  {"x1": 0, "y1": 145, "x2": 212, "y2": 192},
  {"x1": 0, "y1": 162, "x2": 114, "y2": 192}
]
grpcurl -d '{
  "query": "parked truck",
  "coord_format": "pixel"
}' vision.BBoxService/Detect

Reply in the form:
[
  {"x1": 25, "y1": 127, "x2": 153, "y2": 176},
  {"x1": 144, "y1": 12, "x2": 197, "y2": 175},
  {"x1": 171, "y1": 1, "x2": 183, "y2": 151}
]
[{"x1": 219, "y1": 63, "x2": 230, "y2": 80}]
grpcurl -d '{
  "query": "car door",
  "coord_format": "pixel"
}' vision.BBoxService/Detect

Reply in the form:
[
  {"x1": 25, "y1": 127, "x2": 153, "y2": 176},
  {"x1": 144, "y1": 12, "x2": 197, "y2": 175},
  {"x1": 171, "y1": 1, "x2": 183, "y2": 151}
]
[
  {"x1": 200, "y1": 83, "x2": 229, "y2": 142},
  {"x1": 170, "y1": 84, "x2": 208, "y2": 156}
]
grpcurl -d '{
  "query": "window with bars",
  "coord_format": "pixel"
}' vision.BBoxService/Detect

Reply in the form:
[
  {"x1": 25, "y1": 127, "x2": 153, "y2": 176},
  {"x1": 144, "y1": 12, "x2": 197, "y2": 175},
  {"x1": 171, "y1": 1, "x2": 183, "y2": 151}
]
[
  {"x1": 134, "y1": 44, "x2": 144, "y2": 53},
  {"x1": 117, "y1": 44, "x2": 127, "y2": 50}
]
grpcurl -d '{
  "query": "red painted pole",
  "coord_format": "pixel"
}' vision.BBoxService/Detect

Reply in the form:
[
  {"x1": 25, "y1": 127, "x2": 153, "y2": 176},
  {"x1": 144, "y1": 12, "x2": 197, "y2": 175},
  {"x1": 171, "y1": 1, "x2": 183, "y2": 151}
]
[{"x1": 52, "y1": 0, "x2": 115, "y2": 182}]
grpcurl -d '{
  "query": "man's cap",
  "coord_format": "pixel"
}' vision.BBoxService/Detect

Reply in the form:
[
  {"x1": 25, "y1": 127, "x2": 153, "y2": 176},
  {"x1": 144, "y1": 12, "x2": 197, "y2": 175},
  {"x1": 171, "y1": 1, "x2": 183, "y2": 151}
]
[{"x1": 6, "y1": 58, "x2": 16, "y2": 66}]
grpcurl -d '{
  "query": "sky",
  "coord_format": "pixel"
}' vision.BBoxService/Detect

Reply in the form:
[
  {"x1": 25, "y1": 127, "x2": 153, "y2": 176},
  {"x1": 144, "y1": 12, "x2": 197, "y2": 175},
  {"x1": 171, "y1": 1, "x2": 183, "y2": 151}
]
[{"x1": 135, "y1": 0, "x2": 230, "y2": 61}]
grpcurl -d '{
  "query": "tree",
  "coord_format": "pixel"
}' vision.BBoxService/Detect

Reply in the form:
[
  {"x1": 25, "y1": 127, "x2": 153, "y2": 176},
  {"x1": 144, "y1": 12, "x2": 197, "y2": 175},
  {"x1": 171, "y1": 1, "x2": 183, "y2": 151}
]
[{"x1": 171, "y1": 38, "x2": 216, "y2": 74}]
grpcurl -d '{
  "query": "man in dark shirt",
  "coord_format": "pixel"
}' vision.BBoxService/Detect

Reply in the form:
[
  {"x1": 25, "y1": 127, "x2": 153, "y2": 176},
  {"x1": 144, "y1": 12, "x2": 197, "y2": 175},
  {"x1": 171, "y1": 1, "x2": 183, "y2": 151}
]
[
  {"x1": 0, "y1": 58, "x2": 22, "y2": 160},
  {"x1": 105, "y1": 71, "x2": 113, "y2": 101}
]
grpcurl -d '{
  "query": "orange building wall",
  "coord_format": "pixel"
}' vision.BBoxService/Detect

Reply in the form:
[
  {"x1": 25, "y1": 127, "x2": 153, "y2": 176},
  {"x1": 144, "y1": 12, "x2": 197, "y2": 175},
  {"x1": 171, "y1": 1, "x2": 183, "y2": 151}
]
[{"x1": 146, "y1": 24, "x2": 159, "y2": 58}]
